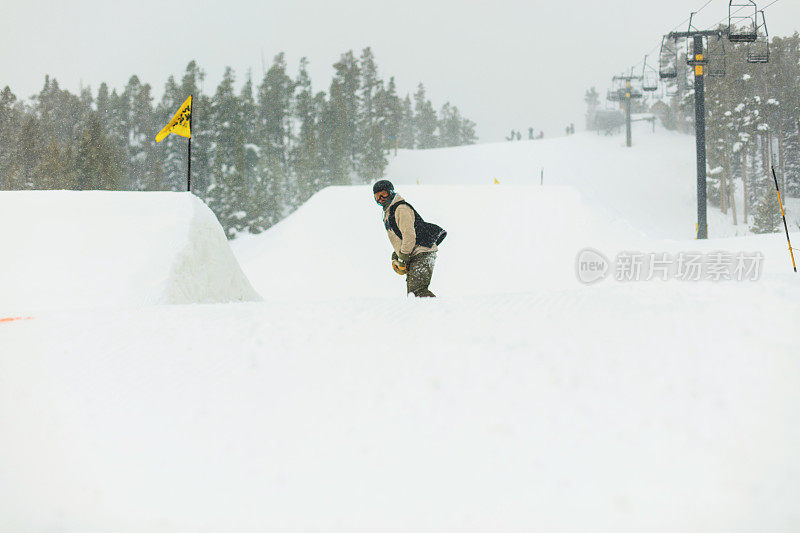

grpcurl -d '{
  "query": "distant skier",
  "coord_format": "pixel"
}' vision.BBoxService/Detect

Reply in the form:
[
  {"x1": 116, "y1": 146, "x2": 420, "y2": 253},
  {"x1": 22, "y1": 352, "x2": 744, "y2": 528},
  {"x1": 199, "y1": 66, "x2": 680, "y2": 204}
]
[{"x1": 373, "y1": 180, "x2": 446, "y2": 298}]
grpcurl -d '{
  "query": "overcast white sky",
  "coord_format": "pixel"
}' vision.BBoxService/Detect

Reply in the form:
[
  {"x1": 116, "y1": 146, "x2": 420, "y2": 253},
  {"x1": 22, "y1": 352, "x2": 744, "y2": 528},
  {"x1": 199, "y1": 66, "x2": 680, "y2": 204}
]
[{"x1": 2, "y1": 0, "x2": 799, "y2": 142}]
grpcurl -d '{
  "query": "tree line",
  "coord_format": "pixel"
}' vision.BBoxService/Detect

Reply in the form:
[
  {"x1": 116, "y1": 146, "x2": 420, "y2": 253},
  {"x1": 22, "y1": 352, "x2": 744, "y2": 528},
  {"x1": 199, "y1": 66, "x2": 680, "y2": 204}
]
[
  {"x1": 0, "y1": 48, "x2": 477, "y2": 237},
  {"x1": 702, "y1": 32, "x2": 800, "y2": 233}
]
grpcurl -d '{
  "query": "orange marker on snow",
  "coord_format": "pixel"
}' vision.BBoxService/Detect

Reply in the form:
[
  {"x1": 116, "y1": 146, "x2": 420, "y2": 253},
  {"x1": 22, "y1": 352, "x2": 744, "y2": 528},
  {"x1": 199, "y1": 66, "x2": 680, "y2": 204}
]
[{"x1": 0, "y1": 316, "x2": 33, "y2": 324}]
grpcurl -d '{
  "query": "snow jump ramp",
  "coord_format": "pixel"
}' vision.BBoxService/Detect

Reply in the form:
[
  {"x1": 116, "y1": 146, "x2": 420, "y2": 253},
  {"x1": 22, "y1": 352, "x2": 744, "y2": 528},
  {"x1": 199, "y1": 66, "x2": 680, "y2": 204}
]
[{"x1": 0, "y1": 191, "x2": 260, "y2": 313}]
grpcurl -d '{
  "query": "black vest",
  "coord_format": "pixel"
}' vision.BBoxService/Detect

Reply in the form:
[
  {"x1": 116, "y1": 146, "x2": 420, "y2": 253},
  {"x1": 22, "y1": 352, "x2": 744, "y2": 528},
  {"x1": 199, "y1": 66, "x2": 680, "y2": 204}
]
[{"x1": 385, "y1": 200, "x2": 447, "y2": 248}]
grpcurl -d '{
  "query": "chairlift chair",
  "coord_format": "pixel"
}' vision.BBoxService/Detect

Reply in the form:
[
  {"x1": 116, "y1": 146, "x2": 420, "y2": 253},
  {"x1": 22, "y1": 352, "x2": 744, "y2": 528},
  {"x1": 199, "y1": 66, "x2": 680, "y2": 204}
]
[
  {"x1": 685, "y1": 14, "x2": 707, "y2": 68},
  {"x1": 642, "y1": 55, "x2": 659, "y2": 91},
  {"x1": 659, "y1": 35, "x2": 679, "y2": 79},
  {"x1": 728, "y1": 0, "x2": 758, "y2": 43},
  {"x1": 746, "y1": 10, "x2": 769, "y2": 63},
  {"x1": 706, "y1": 33, "x2": 726, "y2": 77}
]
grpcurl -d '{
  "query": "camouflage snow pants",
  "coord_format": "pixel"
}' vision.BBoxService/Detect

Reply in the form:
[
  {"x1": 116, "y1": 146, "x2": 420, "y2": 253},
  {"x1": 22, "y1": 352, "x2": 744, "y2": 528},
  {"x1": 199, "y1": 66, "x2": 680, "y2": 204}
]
[{"x1": 407, "y1": 251, "x2": 436, "y2": 297}]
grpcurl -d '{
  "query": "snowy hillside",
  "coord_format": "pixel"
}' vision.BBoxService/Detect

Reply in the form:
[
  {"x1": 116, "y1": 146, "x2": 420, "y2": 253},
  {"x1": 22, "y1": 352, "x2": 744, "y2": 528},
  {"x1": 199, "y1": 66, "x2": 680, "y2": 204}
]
[
  {"x1": 385, "y1": 125, "x2": 750, "y2": 239},
  {"x1": 2, "y1": 122, "x2": 799, "y2": 532}
]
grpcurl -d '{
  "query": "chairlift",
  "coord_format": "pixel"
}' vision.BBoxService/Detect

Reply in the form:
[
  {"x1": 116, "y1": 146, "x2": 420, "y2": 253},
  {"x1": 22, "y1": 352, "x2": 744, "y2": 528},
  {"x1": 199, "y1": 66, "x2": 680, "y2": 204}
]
[
  {"x1": 627, "y1": 86, "x2": 644, "y2": 100},
  {"x1": 606, "y1": 88, "x2": 622, "y2": 102},
  {"x1": 746, "y1": 10, "x2": 769, "y2": 63},
  {"x1": 728, "y1": 0, "x2": 758, "y2": 43},
  {"x1": 685, "y1": 13, "x2": 707, "y2": 67},
  {"x1": 659, "y1": 35, "x2": 679, "y2": 79},
  {"x1": 642, "y1": 55, "x2": 659, "y2": 91},
  {"x1": 707, "y1": 33, "x2": 726, "y2": 77}
]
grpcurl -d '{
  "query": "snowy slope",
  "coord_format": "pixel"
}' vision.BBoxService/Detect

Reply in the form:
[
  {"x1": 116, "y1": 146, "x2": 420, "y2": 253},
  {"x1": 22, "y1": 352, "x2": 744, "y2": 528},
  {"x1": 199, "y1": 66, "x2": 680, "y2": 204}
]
[
  {"x1": 385, "y1": 124, "x2": 751, "y2": 239},
  {"x1": 0, "y1": 191, "x2": 260, "y2": 313},
  {"x1": 2, "y1": 124, "x2": 800, "y2": 532}
]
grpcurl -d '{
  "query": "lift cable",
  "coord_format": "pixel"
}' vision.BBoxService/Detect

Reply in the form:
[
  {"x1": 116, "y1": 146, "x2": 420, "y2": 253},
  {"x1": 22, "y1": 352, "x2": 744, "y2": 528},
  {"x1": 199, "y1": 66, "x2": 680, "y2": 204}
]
[{"x1": 704, "y1": 0, "x2": 780, "y2": 31}]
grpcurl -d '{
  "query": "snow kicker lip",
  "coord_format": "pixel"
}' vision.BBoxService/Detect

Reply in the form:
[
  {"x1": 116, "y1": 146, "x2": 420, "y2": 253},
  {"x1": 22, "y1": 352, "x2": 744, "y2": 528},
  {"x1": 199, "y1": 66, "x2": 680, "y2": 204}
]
[{"x1": 575, "y1": 248, "x2": 610, "y2": 284}]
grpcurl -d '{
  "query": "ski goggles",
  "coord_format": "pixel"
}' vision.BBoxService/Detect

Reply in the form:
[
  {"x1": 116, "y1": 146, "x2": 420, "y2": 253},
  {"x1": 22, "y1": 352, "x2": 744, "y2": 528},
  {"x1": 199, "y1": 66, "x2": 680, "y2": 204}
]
[{"x1": 374, "y1": 190, "x2": 392, "y2": 203}]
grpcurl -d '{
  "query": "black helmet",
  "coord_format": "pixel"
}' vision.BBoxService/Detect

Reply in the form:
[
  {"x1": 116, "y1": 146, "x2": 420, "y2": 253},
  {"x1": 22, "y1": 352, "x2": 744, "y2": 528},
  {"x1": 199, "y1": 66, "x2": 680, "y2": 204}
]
[
  {"x1": 373, "y1": 180, "x2": 394, "y2": 194},
  {"x1": 373, "y1": 179, "x2": 395, "y2": 206}
]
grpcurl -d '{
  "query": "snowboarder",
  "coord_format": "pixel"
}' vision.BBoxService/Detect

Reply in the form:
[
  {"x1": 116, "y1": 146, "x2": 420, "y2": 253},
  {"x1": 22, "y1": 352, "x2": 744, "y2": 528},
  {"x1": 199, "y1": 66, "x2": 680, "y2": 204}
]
[{"x1": 373, "y1": 180, "x2": 446, "y2": 298}]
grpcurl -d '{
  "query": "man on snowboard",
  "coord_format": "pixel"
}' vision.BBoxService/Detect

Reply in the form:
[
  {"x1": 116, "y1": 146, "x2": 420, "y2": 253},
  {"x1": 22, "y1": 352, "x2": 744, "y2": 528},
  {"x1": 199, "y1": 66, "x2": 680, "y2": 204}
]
[{"x1": 373, "y1": 180, "x2": 446, "y2": 298}]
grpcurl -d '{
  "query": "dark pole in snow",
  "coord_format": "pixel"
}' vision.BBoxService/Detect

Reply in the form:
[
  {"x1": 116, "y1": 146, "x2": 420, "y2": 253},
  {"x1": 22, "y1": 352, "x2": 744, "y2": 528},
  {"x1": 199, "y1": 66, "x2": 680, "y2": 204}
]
[
  {"x1": 693, "y1": 36, "x2": 708, "y2": 239},
  {"x1": 625, "y1": 80, "x2": 632, "y2": 148},
  {"x1": 188, "y1": 94, "x2": 193, "y2": 193},
  {"x1": 772, "y1": 165, "x2": 797, "y2": 272}
]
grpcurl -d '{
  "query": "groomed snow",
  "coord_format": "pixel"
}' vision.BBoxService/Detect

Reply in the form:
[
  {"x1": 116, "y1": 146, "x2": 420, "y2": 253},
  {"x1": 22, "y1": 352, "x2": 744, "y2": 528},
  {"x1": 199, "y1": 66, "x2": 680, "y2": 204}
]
[{"x1": 2, "y1": 122, "x2": 799, "y2": 532}]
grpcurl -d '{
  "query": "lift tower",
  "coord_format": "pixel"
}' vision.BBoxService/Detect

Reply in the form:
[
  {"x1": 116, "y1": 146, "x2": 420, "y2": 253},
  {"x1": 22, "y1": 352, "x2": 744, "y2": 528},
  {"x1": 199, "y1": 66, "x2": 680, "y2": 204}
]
[
  {"x1": 665, "y1": 27, "x2": 722, "y2": 239},
  {"x1": 664, "y1": 2, "x2": 769, "y2": 239},
  {"x1": 610, "y1": 74, "x2": 642, "y2": 147}
]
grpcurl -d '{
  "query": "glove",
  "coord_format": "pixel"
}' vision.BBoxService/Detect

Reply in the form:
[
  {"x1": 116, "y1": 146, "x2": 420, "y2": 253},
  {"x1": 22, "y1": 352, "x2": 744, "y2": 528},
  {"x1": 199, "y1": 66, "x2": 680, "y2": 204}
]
[{"x1": 392, "y1": 256, "x2": 407, "y2": 275}]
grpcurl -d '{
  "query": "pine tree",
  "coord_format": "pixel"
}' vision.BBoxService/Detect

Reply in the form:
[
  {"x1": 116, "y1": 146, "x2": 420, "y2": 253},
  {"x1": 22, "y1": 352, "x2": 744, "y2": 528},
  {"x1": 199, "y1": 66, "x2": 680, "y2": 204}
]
[
  {"x1": 75, "y1": 111, "x2": 123, "y2": 190},
  {"x1": 257, "y1": 53, "x2": 294, "y2": 166},
  {"x1": 750, "y1": 185, "x2": 782, "y2": 233},
  {"x1": 439, "y1": 102, "x2": 469, "y2": 147},
  {"x1": 239, "y1": 72, "x2": 260, "y2": 201},
  {"x1": 207, "y1": 67, "x2": 249, "y2": 237},
  {"x1": 121, "y1": 75, "x2": 156, "y2": 190},
  {"x1": 413, "y1": 83, "x2": 438, "y2": 149},
  {"x1": 35, "y1": 76, "x2": 85, "y2": 147},
  {"x1": 398, "y1": 94, "x2": 415, "y2": 149},
  {"x1": 0, "y1": 86, "x2": 21, "y2": 189},
  {"x1": 379, "y1": 77, "x2": 403, "y2": 154},
  {"x1": 254, "y1": 53, "x2": 295, "y2": 227},
  {"x1": 16, "y1": 116, "x2": 42, "y2": 189},
  {"x1": 290, "y1": 58, "x2": 323, "y2": 206},
  {"x1": 334, "y1": 51, "x2": 361, "y2": 175},
  {"x1": 356, "y1": 47, "x2": 386, "y2": 181},
  {"x1": 322, "y1": 52, "x2": 361, "y2": 185},
  {"x1": 460, "y1": 117, "x2": 478, "y2": 145}
]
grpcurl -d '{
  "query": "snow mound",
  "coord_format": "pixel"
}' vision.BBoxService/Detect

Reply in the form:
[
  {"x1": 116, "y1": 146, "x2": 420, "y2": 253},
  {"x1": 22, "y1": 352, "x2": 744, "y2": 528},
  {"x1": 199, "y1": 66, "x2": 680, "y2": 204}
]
[
  {"x1": 0, "y1": 191, "x2": 260, "y2": 313},
  {"x1": 232, "y1": 184, "x2": 629, "y2": 300}
]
